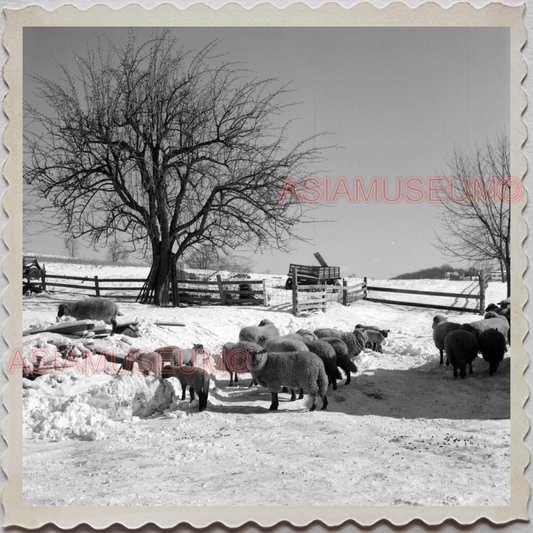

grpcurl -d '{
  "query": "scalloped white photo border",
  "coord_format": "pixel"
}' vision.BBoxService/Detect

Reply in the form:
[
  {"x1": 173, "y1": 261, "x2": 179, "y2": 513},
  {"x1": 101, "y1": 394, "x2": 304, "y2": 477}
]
[{"x1": 2, "y1": 2, "x2": 529, "y2": 529}]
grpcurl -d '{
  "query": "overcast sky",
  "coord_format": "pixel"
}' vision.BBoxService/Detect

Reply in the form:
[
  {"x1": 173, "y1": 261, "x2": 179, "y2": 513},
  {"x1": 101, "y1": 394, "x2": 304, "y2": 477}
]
[{"x1": 23, "y1": 26, "x2": 510, "y2": 278}]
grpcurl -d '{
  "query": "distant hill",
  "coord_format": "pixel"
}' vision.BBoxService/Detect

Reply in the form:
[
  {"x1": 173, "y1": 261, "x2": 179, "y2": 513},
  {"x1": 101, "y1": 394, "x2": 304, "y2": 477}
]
[
  {"x1": 392, "y1": 264, "x2": 477, "y2": 280},
  {"x1": 24, "y1": 253, "x2": 149, "y2": 268}
]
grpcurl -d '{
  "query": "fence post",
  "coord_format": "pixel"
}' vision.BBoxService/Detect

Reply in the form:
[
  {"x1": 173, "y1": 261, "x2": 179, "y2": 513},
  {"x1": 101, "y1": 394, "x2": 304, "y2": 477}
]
[
  {"x1": 363, "y1": 277, "x2": 368, "y2": 299},
  {"x1": 342, "y1": 279, "x2": 348, "y2": 306},
  {"x1": 94, "y1": 276, "x2": 100, "y2": 297},
  {"x1": 291, "y1": 265, "x2": 298, "y2": 316},
  {"x1": 322, "y1": 287, "x2": 327, "y2": 313},
  {"x1": 263, "y1": 279, "x2": 268, "y2": 306},
  {"x1": 216, "y1": 275, "x2": 227, "y2": 305},
  {"x1": 478, "y1": 270, "x2": 486, "y2": 315},
  {"x1": 41, "y1": 268, "x2": 47, "y2": 293}
]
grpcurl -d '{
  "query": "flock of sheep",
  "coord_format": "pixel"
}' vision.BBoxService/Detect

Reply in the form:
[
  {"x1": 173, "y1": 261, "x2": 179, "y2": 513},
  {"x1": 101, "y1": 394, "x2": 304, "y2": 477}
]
[
  {"x1": 54, "y1": 294, "x2": 510, "y2": 413},
  {"x1": 432, "y1": 297, "x2": 511, "y2": 379}
]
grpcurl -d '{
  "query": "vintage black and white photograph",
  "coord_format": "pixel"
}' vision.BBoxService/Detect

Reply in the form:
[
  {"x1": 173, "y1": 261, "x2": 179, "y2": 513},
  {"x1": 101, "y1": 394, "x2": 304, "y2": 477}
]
[{"x1": 5, "y1": 2, "x2": 528, "y2": 527}]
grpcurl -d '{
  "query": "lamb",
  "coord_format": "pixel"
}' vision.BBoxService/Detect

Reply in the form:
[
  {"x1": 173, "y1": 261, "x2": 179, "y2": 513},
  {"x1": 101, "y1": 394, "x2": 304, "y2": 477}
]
[
  {"x1": 444, "y1": 330, "x2": 479, "y2": 379},
  {"x1": 239, "y1": 341, "x2": 328, "y2": 411},
  {"x1": 477, "y1": 328, "x2": 507, "y2": 376},
  {"x1": 222, "y1": 341, "x2": 260, "y2": 388},
  {"x1": 120, "y1": 344, "x2": 204, "y2": 374},
  {"x1": 303, "y1": 339, "x2": 343, "y2": 390},
  {"x1": 354, "y1": 325, "x2": 390, "y2": 352},
  {"x1": 432, "y1": 315, "x2": 462, "y2": 366},
  {"x1": 154, "y1": 344, "x2": 204, "y2": 366},
  {"x1": 460, "y1": 314, "x2": 509, "y2": 343},
  {"x1": 314, "y1": 328, "x2": 367, "y2": 358},
  {"x1": 239, "y1": 319, "x2": 280, "y2": 344},
  {"x1": 162, "y1": 364, "x2": 211, "y2": 411},
  {"x1": 57, "y1": 297, "x2": 119, "y2": 333},
  {"x1": 318, "y1": 336, "x2": 357, "y2": 385}
]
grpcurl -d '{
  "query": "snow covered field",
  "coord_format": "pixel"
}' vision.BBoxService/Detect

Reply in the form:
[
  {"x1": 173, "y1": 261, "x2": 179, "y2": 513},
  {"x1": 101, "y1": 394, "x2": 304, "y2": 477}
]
[{"x1": 22, "y1": 262, "x2": 510, "y2": 506}]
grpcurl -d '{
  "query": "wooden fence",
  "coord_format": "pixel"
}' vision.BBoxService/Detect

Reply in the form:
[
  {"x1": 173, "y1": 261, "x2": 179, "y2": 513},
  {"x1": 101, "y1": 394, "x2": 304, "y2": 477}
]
[
  {"x1": 364, "y1": 272, "x2": 487, "y2": 315},
  {"x1": 36, "y1": 271, "x2": 266, "y2": 306},
  {"x1": 290, "y1": 270, "x2": 488, "y2": 316},
  {"x1": 290, "y1": 266, "x2": 366, "y2": 316}
]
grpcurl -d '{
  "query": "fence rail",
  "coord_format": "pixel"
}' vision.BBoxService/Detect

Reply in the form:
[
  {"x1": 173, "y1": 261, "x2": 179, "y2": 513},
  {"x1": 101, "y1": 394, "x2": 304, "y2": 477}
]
[
  {"x1": 364, "y1": 273, "x2": 487, "y2": 315},
  {"x1": 32, "y1": 271, "x2": 267, "y2": 306}
]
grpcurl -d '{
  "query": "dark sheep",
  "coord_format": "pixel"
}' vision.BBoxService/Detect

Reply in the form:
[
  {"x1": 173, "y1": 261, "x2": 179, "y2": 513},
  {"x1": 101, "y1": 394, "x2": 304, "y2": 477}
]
[
  {"x1": 432, "y1": 315, "x2": 462, "y2": 365},
  {"x1": 57, "y1": 297, "x2": 119, "y2": 333},
  {"x1": 303, "y1": 339, "x2": 343, "y2": 390},
  {"x1": 477, "y1": 328, "x2": 507, "y2": 376},
  {"x1": 318, "y1": 336, "x2": 357, "y2": 385},
  {"x1": 444, "y1": 330, "x2": 479, "y2": 379}
]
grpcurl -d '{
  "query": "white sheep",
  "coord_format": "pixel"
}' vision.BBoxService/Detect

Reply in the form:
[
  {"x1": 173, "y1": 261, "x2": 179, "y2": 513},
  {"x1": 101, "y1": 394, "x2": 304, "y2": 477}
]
[
  {"x1": 444, "y1": 330, "x2": 479, "y2": 379},
  {"x1": 239, "y1": 319, "x2": 280, "y2": 344},
  {"x1": 460, "y1": 314, "x2": 509, "y2": 343},
  {"x1": 432, "y1": 315, "x2": 462, "y2": 366},
  {"x1": 239, "y1": 341, "x2": 328, "y2": 411},
  {"x1": 262, "y1": 336, "x2": 310, "y2": 400},
  {"x1": 354, "y1": 325, "x2": 389, "y2": 352},
  {"x1": 477, "y1": 328, "x2": 507, "y2": 376},
  {"x1": 57, "y1": 297, "x2": 119, "y2": 333},
  {"x1": 162, "y1": 363, "x2": 211, "y2": 411},
  {"x1": 314, "y1": 328, "x2": 367, "y2": 359}
]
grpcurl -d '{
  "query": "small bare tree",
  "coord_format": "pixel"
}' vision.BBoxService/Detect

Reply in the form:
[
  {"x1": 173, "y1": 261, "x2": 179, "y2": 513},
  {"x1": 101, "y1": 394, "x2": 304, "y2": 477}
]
[
  {"x1": 435, "y1": 134, "x2": 511, "y2": 296},
  {"x1": 108, "y1": 237, "x2": 129, "y2": 263},
  {"x1": 24, "y1": 30, "x2": 322, "y2": 305}
]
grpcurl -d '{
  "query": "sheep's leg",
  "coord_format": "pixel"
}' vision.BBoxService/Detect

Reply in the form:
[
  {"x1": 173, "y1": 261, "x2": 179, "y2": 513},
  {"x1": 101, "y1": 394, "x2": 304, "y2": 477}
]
[
  {"x1": 453, "y1": 366, "x2": 458, "y2": 379},
  {"x1": 235, "y1": 373, "x2": 239, "y2": 383},
  {"x1": 189, "y1": 387, "x2": 196, "y2": 402},
  {"x1": 298, "y1": 388, "x2": 304, "y2": 400},
  {"x1": 345, "y1": 372, "x2": 351, "y2": 385},
  {"x1": 110, "y1": 317, "x2": 118, "y2": 335},
  {"x1": 309, "y1": 394, "x2": 317, "y2": 412},
  {"x1": 290, "y1": 389, "x2": 296, "y2": 401},
  {"x1": 269, "y1": 392, "x2": 279, "y2": 411},
  {"x1": 332, "y1": 377, "x2": 337, "y2": 390},
  {"x1": 229, "y1": 373, "x2": 235, "y2": 387},
  {"x1": 460, "y1": 366, "x2": 466, "y2": 379},
  {"x1": 469, "y1": 363, "x2": 473, "y2": 375},
  {"x1": 321, "y1": 395, "x2": 328, "y2": 410},
  {"x1": 198, "y1": 392, "x2": 208, "y2": 411},
  {"x1": 248, "y1": 379, "x2": 257, "y2": 388},
  {"x1": 439, "y1": 350, "x2": 444, "y2": 365},
  {"x1": 181, "y1": 387, "x2": 187, "y2": 401}
]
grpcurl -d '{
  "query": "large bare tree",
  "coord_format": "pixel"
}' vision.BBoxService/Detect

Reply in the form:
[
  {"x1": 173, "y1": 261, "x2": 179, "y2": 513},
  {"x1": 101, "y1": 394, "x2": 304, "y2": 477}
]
[
  {"x1": 24, "y1": 30, "x2": 321, "y2": 305},
  {"x1": 435, "y1": 134, "x2": 511, "y2": 296}
]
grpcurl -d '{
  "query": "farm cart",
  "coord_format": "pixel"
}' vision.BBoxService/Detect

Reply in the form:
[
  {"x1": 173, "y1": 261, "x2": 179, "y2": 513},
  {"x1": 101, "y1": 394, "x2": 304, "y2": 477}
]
[
  {"x1": 23, "y1": 256, "x2": 46, "y2": 294},
  {"x1": 285, "y1": 264, "x2": 341, "y2": 290}
]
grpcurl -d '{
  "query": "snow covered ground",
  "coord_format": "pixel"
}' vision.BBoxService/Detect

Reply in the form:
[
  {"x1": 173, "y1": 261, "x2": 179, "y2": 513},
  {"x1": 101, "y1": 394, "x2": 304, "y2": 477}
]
[{"x1": 21, "y1": 262, "x2": 510, "y2": 506}]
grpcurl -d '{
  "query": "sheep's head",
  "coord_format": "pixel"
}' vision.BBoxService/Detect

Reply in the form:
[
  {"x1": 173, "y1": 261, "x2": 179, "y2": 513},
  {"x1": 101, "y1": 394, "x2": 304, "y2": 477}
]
[
  {"x1": 432, "y1": 315, "x2": 447, "y2": 329},
  {"x1": 57, "y1": 303, "x2": 69, "y2": 318},
  {"x1": 485, "y1": 303, "x2": 499, "y2": 313},
  {"x1": 380, "y1": 329, "x2": 390, "y2": 338},
  {"x1": 484, "y1": 311, "x2": 500, "y2": 319},
  {"x1": 240, "y1": 342, "x2": 268, "y2": 371},
  {"x1": 460, "y1": 323, "x2": 478, "y2": 337},
  {"x1": 258, "y1": 319, "x2": 274, "y2": 327}
]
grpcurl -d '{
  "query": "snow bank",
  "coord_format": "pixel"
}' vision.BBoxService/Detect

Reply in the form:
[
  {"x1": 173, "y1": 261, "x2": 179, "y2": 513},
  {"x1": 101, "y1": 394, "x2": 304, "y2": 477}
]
[{"x1": 23, "y1": 373, "x2": 178, "y2": 441}]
